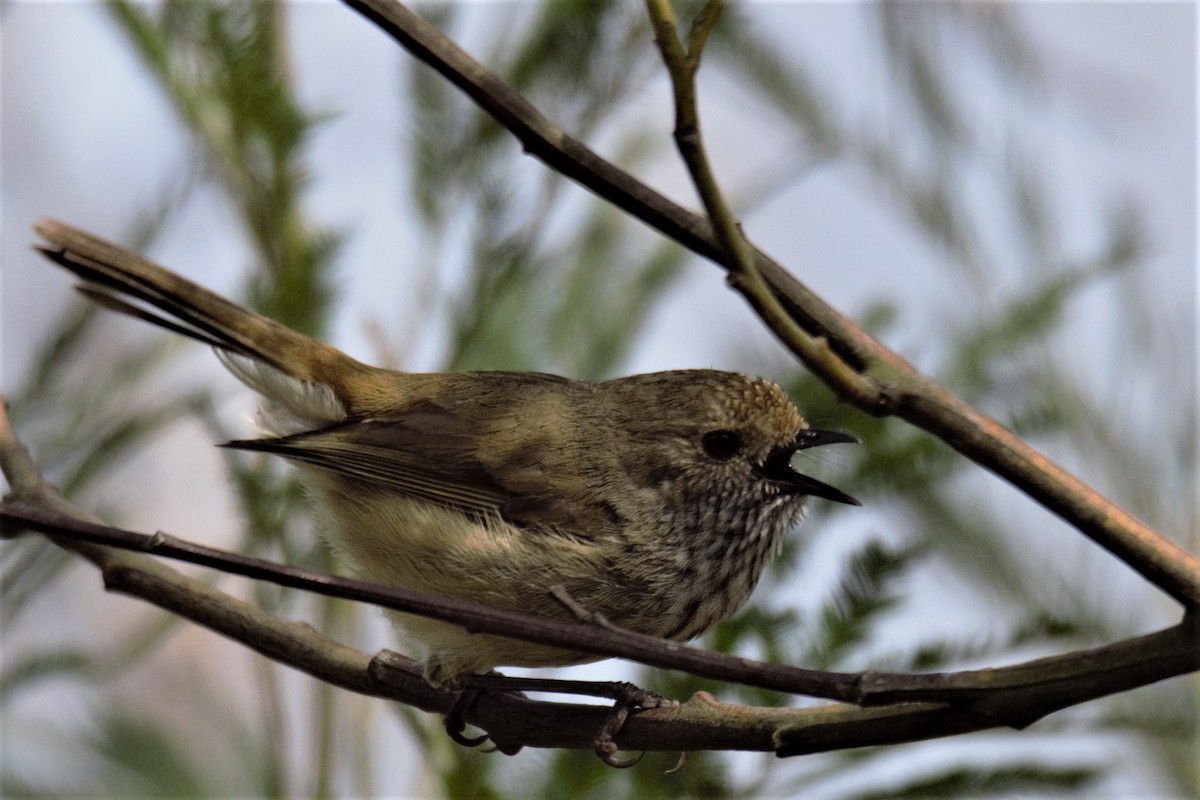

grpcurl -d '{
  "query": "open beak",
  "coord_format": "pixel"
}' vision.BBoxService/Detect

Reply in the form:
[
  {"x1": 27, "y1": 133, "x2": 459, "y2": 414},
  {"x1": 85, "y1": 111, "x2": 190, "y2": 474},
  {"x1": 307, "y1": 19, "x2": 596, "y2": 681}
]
[{"x1": 760, "y1": 428, "x2": 861, "y2": 506}]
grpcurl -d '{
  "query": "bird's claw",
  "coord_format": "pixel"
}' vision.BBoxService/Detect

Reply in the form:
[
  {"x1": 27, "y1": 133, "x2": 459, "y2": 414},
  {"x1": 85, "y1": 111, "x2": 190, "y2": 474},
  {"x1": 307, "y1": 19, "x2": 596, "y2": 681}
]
[
  {"x1": 444, "y1": 718, "x2": 490, "y2": 748},
  {"x1": 443, "y1": 671, "x2": 671, "y2": 767},
  {"x1": 590, "y1": 681, "x2": 673, "y2": 768},
  {"x1": 619, "y1": 683, "x2": 676, "y2": 710},
  {"x1": 596, "y1": 739, "x2": 643, "y2": 769},
  {"x1": 444, "y1": 686, "x2": 490, "y2": 748},
  {"x1": 593, "y1": 701, "x2": 643, "y2": 767}
]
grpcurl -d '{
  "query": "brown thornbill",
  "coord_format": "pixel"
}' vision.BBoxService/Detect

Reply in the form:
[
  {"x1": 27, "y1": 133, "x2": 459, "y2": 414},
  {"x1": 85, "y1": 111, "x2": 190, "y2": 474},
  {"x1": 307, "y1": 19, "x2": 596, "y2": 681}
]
[{"x1": 34, "y1": 218, "x2": 859, "y2": 688}]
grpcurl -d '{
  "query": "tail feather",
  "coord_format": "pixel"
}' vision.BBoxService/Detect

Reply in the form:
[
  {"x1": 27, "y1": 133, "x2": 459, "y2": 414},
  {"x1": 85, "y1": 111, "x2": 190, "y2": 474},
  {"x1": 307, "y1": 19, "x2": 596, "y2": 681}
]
[
  {"x1": 73, "y1": 281, "x2": 238, "y2": 352},
  {"x1": 34, "y1": 218, "x2": 375, "y2": 428},
  {"x1": 36, "y1": 219, "x2": 319, "y2": 375}
]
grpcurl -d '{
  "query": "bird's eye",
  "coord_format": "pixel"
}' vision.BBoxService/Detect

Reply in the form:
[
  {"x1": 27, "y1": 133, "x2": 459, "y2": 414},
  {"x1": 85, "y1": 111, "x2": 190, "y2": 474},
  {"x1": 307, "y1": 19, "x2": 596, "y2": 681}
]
[{"x1": 702, "y1": 430, "x2": 742, "y2": 460}]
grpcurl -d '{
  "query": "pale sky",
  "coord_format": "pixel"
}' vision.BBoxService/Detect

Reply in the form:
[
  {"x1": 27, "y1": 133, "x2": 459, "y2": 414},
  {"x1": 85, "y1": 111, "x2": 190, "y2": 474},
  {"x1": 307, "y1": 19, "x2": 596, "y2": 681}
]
[{"x1": 2, "y1": 3, "x2": 1195, "y2": 796}]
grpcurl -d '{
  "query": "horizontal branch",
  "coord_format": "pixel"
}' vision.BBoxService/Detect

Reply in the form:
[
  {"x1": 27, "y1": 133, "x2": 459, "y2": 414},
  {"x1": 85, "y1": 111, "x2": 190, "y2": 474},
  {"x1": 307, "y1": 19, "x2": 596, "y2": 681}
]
[
  {"x1": 3, "y1": 498, "x2": 1196, "y2": 748},
  {"x1": 341, "y1": 0, "x2": 1200, "y2": 609},
  {"x1": 0, "y1": 500, "x2": 860, "y2": 703}
]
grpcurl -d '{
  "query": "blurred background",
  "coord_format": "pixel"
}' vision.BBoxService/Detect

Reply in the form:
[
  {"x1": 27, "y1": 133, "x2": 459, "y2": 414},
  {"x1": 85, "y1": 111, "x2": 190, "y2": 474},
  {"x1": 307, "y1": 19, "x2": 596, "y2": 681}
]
[{"x1": 2, "y1": 2, "x2": 1195, "y2": 798}]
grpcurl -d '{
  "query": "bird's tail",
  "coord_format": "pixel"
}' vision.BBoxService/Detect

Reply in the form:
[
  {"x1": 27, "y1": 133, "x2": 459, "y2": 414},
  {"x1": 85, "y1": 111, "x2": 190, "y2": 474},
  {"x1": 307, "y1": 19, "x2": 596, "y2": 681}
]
[{"x1": 34, "y1": 218, "x2": 377, "y2": 429}]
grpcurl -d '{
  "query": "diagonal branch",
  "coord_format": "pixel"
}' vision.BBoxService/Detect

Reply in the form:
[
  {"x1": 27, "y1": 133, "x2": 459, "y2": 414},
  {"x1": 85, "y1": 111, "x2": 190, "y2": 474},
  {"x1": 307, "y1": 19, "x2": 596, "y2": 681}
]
[
  {"x1": 645, "y1": 0, "x2": 862, "y2": 395},
  {"x1": 0, "y1": 500, "x2": 860, "y2": 704},
  {"x1": 340, "y1": 0, "x2": 1200, "y2": 609},
  {"x1": 3, "y1": 483, "x2": 1197, "y2": 732}
]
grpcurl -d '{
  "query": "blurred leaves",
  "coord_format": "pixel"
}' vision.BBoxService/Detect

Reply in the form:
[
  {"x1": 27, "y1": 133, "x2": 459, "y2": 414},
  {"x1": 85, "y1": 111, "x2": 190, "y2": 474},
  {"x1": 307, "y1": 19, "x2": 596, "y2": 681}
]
[
  {"x1": 4, "y1": 2, "x2": 1194, "y2": 799},
  {"x1": 88, "y1": 712, "x2": 209, "y2": 798},
  {"x1": 410, "y1": 4, "x2": 679, "y2": 379},
  {"x1": 108, "y1": 0, "x2": 339, "y2": 335},
  {"x1": 852, "y1": 765, "x2": 1098, "y2": 800},
  {"x1": 2, "y1": 299, "x2": 201, "y2": 627},
  {"x1": 804, "y1": 542, "x2": 917, "y2": 671}
]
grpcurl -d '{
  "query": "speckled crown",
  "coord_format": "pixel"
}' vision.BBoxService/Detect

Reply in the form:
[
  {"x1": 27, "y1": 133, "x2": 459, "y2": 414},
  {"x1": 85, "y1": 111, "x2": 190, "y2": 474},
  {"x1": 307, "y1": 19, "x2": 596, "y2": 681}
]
[{"x1": 730, "y1": 374, "x2": 805, "y2": 435}]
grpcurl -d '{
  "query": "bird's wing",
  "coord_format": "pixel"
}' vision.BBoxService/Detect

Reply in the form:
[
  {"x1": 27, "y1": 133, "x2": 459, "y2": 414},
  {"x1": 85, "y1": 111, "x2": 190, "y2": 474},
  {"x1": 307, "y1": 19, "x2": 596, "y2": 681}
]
[{"x1": 224, "y1": 403, "x2": 616, "y2": 535}]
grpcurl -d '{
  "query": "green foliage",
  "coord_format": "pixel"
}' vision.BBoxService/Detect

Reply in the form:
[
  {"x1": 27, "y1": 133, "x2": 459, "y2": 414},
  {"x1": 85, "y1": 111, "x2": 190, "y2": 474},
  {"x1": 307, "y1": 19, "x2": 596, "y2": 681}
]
[
  {"x1": 109, "y1": 0, "x2": 340, "y2": 336},
  {"x1": 408, "y1": 5, "x2": 679, "y2": 379},
  {"x1": 804, "y1": 542, "x2": 918, "y2": 671},
  {"x1": 852, "y1": 765, "x2": 1097, "y2": 800},
  {"x1": 87, "y1": 712, "x2": 210, "y2": 798},
  {"x1": 4, "y1": 2, "x2": 1193, "y2": 799},
  {"x1": 0, "y1": 649, "x2": 95, "y2": 703}
]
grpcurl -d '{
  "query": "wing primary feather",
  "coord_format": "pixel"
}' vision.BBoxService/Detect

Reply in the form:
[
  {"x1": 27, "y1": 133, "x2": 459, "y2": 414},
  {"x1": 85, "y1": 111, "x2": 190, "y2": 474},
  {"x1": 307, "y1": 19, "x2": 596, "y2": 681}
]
[{"x1": 221, "y1": 436, "x2": 510, "y2": 517}]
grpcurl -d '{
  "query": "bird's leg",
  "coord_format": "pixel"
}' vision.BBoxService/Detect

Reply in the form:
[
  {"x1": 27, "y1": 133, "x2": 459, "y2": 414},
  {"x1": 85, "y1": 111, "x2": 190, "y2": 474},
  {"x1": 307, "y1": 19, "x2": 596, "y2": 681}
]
[
  {"x1": 593, "y1": 686, "x2": 647, "y2": 768},
  {"x1": 481, "y1": 584, "x2": 673, "y2": 766},
  {"x1": 549, "y1": 584, "x2": 623, "y2": 631},
  {"x1": 545, "y1": 584, "x2": 674, "y2": 708},
  {"x1": 464, "y1": 672, "x2": 674, "y2": 767},
  {"x1": 446, "y1": 587, "x2": 679, "y2": 764}
]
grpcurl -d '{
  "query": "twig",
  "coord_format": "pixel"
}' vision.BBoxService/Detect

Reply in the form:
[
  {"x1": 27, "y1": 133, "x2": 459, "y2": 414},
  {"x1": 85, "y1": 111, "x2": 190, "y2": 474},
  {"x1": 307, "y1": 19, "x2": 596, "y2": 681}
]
[
  {"x1": 3, "y1": 496, "x2": 1197, "y2": 732},
  {"x1": 642, "y1": 0, "x2": 1198, "y2": 609},
  {"x1": 645, "y1": 0, "x2": 866, "y2": 398},
  {"x1": 0, "y1": 499, "x2": 859, "y2": 703}
]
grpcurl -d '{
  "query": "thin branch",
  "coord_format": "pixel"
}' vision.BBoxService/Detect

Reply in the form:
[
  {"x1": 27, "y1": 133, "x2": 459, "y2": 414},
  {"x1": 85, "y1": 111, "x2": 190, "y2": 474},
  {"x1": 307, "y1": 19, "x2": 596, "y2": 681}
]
[
  {"x1": 646, "y1": 0, "x2": 864, "y2": 407},
  {"x1": 340, "y1": 0, "x2": 881, "y2": 396},
  {"x1": 3, "y1": 492, "x2": 1197, "y2": 734},
  {"x1": 0, "y1": 500, "x2": 858, "y2": 704},
  {"x1": 340, "y1": 0, "x2": 1200, "y2": 609}
]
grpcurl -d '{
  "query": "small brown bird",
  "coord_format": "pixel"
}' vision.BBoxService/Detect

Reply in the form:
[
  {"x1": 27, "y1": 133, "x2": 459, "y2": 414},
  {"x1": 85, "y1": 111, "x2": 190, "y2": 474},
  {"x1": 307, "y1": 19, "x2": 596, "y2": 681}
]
[{"x1": 34, "y1": 219, "x2": 859, "y2": 688}]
